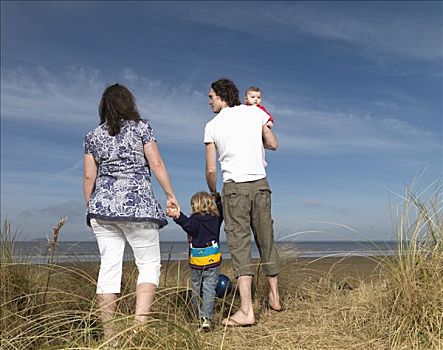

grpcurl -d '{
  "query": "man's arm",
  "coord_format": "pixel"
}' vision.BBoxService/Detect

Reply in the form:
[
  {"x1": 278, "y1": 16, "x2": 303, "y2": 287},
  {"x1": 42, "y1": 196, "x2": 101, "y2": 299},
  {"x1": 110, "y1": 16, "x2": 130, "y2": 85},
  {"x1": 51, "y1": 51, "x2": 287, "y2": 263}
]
[
  {"x1": 205, "y1": 142, "x2": 217, "y2": 193},
  {"x1": 262, "y1": 125, "x2": 278, "y2": 150}
]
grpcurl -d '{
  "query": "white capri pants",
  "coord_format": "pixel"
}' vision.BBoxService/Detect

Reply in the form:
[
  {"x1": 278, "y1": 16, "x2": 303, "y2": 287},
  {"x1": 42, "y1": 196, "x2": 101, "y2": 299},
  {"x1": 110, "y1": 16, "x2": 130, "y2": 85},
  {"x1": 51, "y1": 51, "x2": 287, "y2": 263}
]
[{"x1": 90, "y1": 219, "x2": 161, "y2": 294}]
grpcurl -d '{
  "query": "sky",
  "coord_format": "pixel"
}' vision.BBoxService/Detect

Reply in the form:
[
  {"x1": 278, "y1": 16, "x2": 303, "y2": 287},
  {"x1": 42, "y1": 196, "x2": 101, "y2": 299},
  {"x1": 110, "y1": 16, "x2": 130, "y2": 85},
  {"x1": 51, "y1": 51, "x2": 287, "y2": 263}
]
[{"x1": 1, "y1": 1, "x2": 442, "y2": 242}]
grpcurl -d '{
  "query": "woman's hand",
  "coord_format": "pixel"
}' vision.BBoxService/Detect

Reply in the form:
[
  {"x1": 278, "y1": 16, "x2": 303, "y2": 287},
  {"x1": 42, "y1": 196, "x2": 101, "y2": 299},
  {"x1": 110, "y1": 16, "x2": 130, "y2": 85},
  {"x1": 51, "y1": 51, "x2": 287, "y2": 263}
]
[{"x1": 166, "y1": 197, "x2": 180, "y2": 219}]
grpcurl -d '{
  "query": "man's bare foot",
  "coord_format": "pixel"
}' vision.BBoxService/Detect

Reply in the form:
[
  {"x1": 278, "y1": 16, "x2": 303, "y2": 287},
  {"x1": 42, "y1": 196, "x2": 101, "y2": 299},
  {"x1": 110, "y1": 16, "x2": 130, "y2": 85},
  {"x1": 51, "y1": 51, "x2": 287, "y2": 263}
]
[
  {"x1": 268, "y1": 292, "x2": 282, "y2": 312},
  {"x1": 222, "y1": 310, "x2": 255, "y2": 327}
]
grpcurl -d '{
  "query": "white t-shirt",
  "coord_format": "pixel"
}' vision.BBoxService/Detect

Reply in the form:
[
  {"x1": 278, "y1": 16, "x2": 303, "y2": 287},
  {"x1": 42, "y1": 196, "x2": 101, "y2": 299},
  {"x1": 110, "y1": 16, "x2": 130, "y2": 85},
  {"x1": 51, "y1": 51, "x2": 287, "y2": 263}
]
[{"x1": 204, "y1": 104, "x2": 269, "y2": 183}]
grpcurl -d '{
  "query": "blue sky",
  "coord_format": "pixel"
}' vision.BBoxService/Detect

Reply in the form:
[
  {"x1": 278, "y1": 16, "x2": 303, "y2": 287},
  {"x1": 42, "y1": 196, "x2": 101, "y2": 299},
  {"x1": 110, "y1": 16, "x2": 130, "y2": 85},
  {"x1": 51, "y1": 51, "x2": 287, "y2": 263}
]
[{"x1": 1, "y1": 1, "x2": 442, "y2": 242}]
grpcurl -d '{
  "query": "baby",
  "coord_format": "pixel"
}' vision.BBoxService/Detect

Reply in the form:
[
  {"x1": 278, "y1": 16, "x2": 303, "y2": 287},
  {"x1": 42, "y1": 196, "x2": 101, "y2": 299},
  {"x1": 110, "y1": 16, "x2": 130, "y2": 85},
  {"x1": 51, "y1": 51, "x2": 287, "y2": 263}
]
[
  {"x1": 244, "y1": 86, "x2": 274, "y2": 128},
  {"x1": 244, "y1": 86, "x2": 274, "y2": 166}
]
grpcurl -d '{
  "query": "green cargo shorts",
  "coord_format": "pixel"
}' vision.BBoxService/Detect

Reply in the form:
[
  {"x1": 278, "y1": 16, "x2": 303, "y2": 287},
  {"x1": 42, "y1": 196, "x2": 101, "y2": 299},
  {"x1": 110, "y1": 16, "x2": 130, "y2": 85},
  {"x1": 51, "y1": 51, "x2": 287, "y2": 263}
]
[{"x1": 221, "y1": 177, "x2": 280, "y2": 277}]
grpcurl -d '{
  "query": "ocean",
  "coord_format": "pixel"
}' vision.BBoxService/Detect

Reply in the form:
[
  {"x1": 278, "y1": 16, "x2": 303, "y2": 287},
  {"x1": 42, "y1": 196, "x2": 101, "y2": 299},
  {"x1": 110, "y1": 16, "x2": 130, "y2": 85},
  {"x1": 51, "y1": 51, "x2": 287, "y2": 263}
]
[{"x1": 9, "y1": 240, "x2": 398, "y2": 264}]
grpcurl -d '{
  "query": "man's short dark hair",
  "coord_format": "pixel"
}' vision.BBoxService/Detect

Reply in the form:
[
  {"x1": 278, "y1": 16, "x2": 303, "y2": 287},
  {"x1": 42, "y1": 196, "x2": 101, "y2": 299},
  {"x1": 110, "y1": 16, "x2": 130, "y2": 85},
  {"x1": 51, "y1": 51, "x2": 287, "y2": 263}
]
[{"x1": 211, "y1": 78, "x2": 241, "y2": 107}]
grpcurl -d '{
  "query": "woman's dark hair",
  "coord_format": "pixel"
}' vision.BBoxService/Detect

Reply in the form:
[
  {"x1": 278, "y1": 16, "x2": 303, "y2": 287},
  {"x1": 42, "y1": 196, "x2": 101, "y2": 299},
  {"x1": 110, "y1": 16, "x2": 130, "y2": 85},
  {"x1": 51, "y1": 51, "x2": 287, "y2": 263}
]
[
  {"x1": 99, "y1": 84, "x2": 141, "y2": 136},
  {"x1": 211, "y1": 78, "x2": 241, "y2": 107}
]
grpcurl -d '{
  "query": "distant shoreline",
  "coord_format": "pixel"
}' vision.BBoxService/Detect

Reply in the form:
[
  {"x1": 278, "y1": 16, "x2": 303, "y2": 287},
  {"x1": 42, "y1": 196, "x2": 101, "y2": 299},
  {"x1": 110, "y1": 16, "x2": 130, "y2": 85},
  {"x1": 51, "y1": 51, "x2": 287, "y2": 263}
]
[{"x1": 10, "y1": 240, "x2": 398, "y2": 264}]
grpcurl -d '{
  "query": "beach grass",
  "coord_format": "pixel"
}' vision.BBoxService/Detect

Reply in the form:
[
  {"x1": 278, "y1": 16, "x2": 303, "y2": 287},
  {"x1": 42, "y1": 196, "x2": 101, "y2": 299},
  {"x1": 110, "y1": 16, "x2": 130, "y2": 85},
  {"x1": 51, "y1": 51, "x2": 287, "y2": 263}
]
[{"x1": 1, "y1": 184, "x2": 442, "y2": 349}]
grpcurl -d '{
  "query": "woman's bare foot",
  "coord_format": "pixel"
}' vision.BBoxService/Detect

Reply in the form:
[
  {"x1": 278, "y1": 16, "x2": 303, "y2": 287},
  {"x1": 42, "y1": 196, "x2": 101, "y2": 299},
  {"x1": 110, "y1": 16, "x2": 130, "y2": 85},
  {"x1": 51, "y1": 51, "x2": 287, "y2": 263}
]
[{"x1": 222, "y1": 310, "x2": 255, "y2": 327}]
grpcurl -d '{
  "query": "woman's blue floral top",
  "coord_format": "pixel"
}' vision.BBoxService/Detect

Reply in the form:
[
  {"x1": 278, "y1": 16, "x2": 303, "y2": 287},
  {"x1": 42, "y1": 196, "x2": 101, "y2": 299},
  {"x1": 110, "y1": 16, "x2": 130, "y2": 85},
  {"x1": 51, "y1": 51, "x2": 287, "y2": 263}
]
[{"x1": 83, "y1": 119, "x2": 168, "y2": 228}]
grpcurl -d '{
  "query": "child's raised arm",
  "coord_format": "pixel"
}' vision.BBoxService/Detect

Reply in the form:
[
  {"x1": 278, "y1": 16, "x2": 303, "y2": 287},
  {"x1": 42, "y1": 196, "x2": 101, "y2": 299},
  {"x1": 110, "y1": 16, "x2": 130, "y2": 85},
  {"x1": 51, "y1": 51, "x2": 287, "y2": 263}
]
[{"x1": 173, "y1": 213, "x2": 200, "y2": 238}]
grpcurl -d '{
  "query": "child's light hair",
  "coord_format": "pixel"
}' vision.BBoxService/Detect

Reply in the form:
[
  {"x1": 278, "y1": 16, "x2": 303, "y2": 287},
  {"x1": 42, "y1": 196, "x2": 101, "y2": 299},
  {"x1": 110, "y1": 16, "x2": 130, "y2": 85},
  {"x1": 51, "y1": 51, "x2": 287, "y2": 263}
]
[
  {"x1": 191, "y1": 191, "x2": 220, "y2": 216},
  {"x1": 245, "y1": 86, "x2": 262, "y2": 96}
]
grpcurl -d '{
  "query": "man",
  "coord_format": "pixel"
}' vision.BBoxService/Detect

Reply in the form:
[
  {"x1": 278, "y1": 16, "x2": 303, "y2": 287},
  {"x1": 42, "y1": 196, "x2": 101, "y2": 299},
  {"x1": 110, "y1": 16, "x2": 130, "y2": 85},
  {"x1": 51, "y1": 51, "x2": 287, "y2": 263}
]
[{"x1": 204, "y1": 78, "x2": 281, "y2": 327}]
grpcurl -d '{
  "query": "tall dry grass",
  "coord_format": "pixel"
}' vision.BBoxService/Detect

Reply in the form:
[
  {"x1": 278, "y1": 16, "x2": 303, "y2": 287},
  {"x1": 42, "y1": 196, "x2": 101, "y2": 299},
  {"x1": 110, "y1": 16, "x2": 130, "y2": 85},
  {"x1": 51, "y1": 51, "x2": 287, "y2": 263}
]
[
  {"x1": 0, "y1": 183, "x2": 441, "y2": 349},
  {"x1": 382, "y1": 183, "x2": 442, "y2": 348}
]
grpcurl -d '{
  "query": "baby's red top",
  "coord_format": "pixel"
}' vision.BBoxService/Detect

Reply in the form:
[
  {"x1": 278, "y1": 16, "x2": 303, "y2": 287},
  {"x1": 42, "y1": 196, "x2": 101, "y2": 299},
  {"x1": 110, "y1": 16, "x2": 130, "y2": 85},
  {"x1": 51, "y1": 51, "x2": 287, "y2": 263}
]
[
  {"x1": 257, "y1": 105, "x2": 274, "y2": 123},
  {"x1": 245, "y1": 103, "x2": 274, "y2": 123}
]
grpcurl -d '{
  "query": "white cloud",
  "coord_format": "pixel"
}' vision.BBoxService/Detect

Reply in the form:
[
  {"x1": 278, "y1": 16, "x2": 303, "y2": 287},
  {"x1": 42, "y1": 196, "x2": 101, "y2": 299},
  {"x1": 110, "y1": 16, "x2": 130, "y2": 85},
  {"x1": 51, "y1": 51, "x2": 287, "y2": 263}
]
[
  {"x1": 0, "y1": 65, "x2": 210, "y2": 145},
  {"x1": 179, "y1": 2, "x2": 442, "y2": 61},
  {"x1": 1, "y1": 65, "x2": 102, "y2": 126},
  {"x1": 122, "y1": 68, "x2": 139, "y2": 82},
  {"x1": 1, "y1": 65, "x2": 439, "y2": 157},
  {"x1": 273, "y1": 106, "x2": 438, "y2": 154},
  {"x1": 287, "y1": 2, "x2": 442, "y2": 61}
]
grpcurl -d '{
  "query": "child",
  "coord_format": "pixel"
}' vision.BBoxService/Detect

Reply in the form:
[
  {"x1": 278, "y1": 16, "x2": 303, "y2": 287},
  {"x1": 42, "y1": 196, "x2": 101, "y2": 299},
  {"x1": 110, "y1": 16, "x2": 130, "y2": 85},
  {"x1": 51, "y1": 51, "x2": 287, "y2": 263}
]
[
  {"x1": 244, "y1": 86, "x2": 274, "y2": 166},
  {"x1": 170, "y1": 191, "x2": 223, "y2": 331}
]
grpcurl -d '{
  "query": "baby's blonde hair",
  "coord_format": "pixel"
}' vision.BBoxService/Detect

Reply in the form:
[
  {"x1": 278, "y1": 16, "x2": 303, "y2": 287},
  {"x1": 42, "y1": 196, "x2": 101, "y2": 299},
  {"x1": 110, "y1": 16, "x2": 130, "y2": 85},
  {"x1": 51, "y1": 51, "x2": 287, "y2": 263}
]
[{"x1": 191, "y1": 191, "x2": 220, "y2": 216}]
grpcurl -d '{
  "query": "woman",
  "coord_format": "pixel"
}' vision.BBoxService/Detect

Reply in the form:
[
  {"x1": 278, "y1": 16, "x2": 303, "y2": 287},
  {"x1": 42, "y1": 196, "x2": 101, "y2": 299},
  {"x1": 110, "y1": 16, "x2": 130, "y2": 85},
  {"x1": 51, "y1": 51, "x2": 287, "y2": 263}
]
[{"x1": 83, "y1": 83, "x2": 179, "y2": 337}]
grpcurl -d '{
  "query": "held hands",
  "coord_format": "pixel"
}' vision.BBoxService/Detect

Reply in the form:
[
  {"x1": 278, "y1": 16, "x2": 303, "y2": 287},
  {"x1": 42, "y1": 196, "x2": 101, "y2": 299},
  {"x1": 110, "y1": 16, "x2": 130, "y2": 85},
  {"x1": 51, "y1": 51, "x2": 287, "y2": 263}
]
[
  {"x1": 211, "y1": 191, "x2": 221, "y2": 201},
  {"x1": 168, "y1": 207, "x2": 180, "y2": 219},
  {"x1": 166, "y1": 197, "x2": 180, "y2": 219}
]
